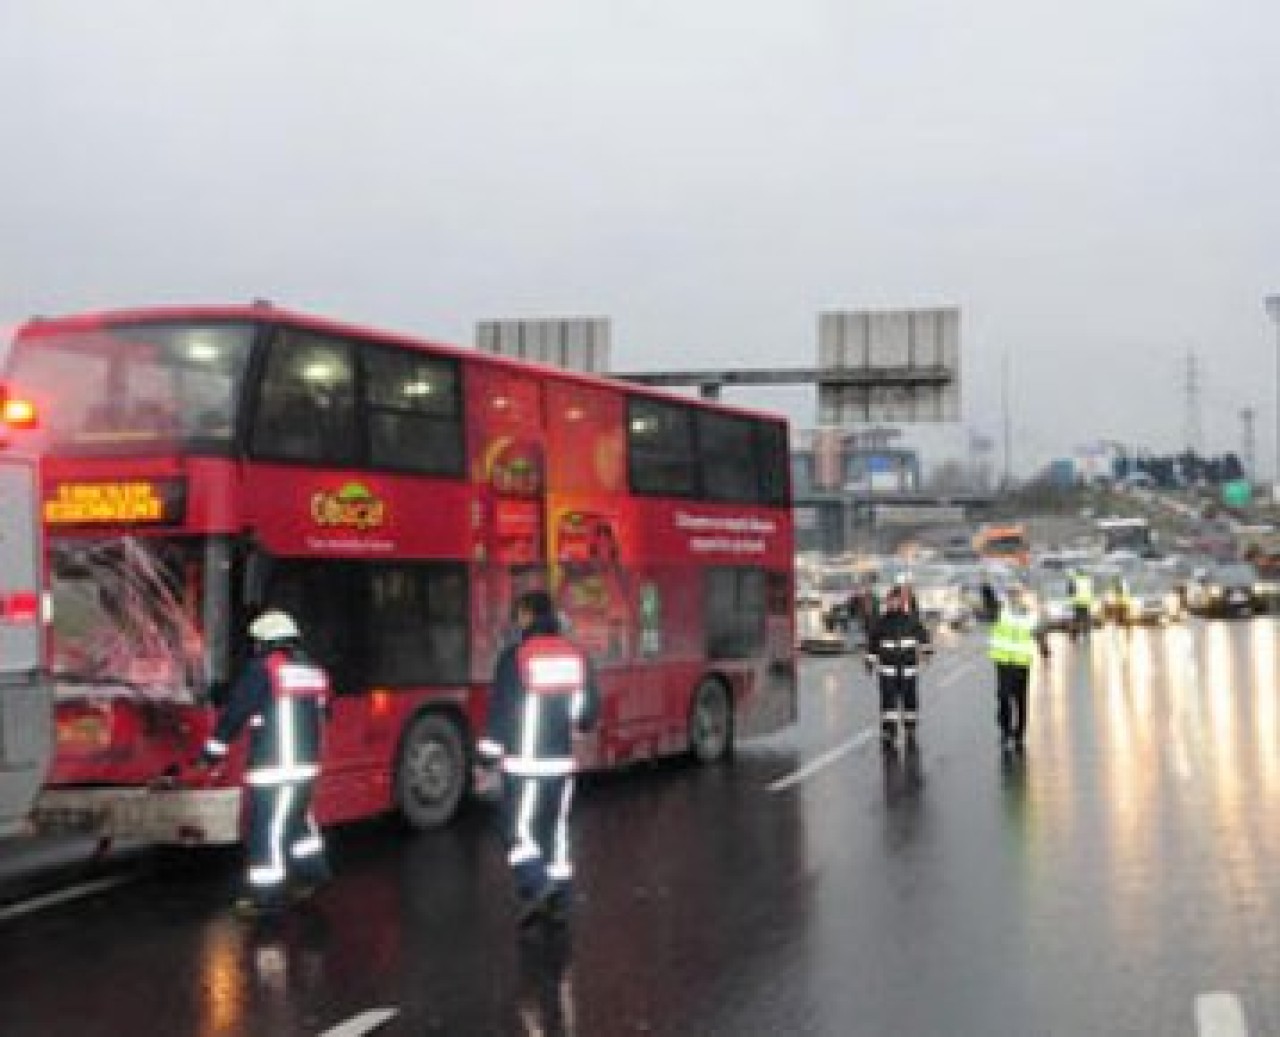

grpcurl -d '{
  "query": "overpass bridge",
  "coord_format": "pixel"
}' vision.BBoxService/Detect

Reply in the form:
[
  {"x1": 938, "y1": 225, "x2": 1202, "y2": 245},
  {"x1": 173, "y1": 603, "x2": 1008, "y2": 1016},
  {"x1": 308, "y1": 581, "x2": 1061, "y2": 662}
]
[{"x1": 613, "y1": 364, "x2": 952, "y2": 401}]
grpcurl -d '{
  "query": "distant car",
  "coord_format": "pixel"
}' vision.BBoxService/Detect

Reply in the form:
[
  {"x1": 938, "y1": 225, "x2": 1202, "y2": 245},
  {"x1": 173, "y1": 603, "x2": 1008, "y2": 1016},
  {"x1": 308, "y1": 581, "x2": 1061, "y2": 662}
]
[
  {"x1": 1188, "y1": 562, "x2": 1266, "y2": 618},
  {"x1": 795, "y1": 591, "x2": 851, "y2": 654},
  {"x1": 1118, "y1": 570, "x2": 1184, "y2": 626},
  {"x1": 812, "y1": 568, "x2": 861, "y2": 632},
  {"x1": 1254, "y1": 560, "x2": 1280, "y2": 615},
  {"x1": 1032, "y1": 573, "x2": 1103, "y2": 632},
  {"x1": 941, "y1": 535, "x2": 981, "y2": 564},
  {"x1": 1089, "y1": 564, "x2": 1130, "y2": 624},
  {"x1": 910, "y1": 564, "x2": 973, "y2": 629}
]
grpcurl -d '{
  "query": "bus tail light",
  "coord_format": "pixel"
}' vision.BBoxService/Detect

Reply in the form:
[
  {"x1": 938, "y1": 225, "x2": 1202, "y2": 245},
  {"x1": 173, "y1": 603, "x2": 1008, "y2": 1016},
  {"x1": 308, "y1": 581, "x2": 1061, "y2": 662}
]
[
  {"x1": 1, "y1": 396, "x2": 38, "y2": 429},
  {"x1": 0, "y1": 590, "x2": 39, "y2": 624}
]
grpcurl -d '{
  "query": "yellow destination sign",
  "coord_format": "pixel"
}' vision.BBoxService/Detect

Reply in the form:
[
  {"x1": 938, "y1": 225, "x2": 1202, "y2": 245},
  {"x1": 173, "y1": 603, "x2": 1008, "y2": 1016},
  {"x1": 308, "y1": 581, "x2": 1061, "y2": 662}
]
[{"x1": 45, "y1": 481, "x2": 173, "y2": 524}]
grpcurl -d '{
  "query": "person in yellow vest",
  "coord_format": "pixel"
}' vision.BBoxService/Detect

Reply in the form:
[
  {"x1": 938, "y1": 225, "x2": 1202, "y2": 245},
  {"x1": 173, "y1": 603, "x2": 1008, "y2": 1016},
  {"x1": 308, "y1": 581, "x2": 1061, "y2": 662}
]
[
  {"x1": 1068, "y1": 569, "x2": 1094, "y2": 641},
  {"x1": 988, "y1": 584, "x2": 1049, "y2": 752}
]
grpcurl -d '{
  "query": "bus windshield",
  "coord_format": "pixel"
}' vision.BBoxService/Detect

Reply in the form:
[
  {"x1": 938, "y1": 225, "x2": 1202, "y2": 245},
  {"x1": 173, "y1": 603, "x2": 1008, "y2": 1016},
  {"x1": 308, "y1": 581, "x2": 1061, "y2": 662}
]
[
  {"x1": 49, "y1": 535, "x2": 231, "y2": 703},
  {"x1": 6, "y1": 322, "x2": 255, "y2": 453}
]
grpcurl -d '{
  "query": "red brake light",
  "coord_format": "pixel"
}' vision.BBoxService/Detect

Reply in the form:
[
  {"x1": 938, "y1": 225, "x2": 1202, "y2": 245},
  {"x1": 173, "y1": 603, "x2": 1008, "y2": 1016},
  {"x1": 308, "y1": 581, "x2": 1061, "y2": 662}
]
[
  {"x1": 1, "y1": 397, "x2": 38, "y2": 429},
  {"x1": 0, "y1": 591, "x2": 39, "y2": 624}
]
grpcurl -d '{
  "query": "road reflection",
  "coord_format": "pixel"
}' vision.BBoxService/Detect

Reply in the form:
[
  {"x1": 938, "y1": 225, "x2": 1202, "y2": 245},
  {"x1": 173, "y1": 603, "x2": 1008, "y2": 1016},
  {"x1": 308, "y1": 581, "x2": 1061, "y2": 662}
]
[
  {"x1": 517, "y1": 926, "x2": 576, "y2": 1037},
  {"x1": 195, "y1": 919, "x2": 248, "y2": 1037},
  {"x1": 1252, "y1": 619, "x2": 1278, "y2": 794}
]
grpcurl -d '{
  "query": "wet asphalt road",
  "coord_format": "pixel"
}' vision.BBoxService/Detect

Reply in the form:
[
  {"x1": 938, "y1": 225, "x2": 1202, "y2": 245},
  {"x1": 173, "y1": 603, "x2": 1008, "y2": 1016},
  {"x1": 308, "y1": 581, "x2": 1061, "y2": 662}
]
[{"x1": 2, "y1": 616, "x2": 1278, "y2": 1037}]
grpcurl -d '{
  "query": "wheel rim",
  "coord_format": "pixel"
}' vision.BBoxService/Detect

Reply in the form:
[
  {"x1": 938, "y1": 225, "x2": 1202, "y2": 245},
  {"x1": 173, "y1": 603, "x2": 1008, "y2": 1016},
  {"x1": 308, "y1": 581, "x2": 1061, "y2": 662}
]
[{"x1": 408, "y1": 733, "x2": 456, "y2": 806}]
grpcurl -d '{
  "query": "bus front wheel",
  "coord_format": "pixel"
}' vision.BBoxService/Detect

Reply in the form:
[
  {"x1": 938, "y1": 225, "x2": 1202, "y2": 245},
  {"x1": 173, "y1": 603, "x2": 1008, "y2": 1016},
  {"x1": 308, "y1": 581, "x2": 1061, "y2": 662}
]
[
  {"x1": 688, "y1": 678, "x2": 733, "y2": 764},
  {"x1": 395, "y1": 711, "x2": 468, "y2": 830}
]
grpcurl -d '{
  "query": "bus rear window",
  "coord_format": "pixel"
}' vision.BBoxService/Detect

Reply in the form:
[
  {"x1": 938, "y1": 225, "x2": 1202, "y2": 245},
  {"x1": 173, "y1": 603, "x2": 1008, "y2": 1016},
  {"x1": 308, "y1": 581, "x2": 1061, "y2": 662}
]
[{"x1": 6, "y1": 322, "x2": 254, "y2": 454}]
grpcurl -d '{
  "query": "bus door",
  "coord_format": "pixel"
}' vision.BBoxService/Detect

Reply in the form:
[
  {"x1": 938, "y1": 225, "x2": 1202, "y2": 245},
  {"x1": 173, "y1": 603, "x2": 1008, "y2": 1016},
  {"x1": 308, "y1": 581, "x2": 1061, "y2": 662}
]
[
  {"x1": 0, "y1": 457, "x2": 50, "y2": 834},
  {"x1": 470, "y1": 370, "x2": 549, "y2": 674}
]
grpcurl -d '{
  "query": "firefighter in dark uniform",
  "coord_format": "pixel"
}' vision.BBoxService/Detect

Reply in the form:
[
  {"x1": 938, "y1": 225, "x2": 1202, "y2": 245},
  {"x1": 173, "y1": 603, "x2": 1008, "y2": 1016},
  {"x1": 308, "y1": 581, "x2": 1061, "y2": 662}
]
[
  {"x1": 478, "y1": 590, "x2": 600, "y2": 927},
  {"x1": 865, "y1": 584, "x2": 933, "y2": 750},
  {"x1": 197, "y1": 609, "x2": 331, "y2": 916}
]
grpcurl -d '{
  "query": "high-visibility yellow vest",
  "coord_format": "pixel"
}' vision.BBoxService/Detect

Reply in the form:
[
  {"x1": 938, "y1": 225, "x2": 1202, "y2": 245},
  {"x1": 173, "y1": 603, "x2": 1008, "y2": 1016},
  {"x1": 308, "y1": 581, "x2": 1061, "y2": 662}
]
[
  {"x1": 1071, "y1": 574, "x2": 1093, "y2": 606},
  {"x1": 988, "y1": 609, "x2": 1038, "y2": 667}
]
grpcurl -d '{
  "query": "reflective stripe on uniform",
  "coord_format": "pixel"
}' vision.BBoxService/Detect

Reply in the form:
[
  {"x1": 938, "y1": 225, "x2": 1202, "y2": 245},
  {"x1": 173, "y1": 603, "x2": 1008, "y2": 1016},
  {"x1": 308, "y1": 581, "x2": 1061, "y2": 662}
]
[
  {"x1": 276, "y1": 662, "x2": 328, "y2": 694},
  {"x1": 249, "y1": 785, "x2": 294, "y2": 888},
  {"x1": 550, "y1": 779, "x2": 574, "y2": 881},
  {"x1": 521, "y1": 695, "x2": 541, "y2": 762},
  {"x1": 204, "y1": 739, "x2": 228, "y2": 757},
  {"x1": 509, "y1": 845, "x2": 540, "y2": 866},
  {"x1": 501, "y1": 756, "x2": 576, "y2": 778},
  {"x1": 512, "y1": 776, "x2": 541, "y2": 866},
  {"x1": 527, "y1": 654, "x2": 585, "y2": 692},
  {"x1": 246, "y1": 764, "x2": 320, "y2": 785}
]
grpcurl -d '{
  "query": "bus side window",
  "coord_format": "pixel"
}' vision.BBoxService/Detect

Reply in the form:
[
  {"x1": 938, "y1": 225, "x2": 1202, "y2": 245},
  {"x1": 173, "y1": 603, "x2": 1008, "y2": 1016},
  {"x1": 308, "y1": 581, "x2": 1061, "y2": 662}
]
[
  {"x1": 251, "y1": 329, "x2": 358, "y2": 466},
  {"x1": 628, "y1": 397, "x2": 697, "y2": 498},
  {"x1": 698, "y1": 411, "x2": 759, "y2": 503}
]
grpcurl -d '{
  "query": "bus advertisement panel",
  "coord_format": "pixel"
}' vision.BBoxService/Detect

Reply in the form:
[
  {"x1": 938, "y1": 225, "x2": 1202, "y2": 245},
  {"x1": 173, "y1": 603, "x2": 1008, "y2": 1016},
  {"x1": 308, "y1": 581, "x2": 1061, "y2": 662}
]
[{"x1": 2, "y1": 305, "x2": 795, "y2": 844}]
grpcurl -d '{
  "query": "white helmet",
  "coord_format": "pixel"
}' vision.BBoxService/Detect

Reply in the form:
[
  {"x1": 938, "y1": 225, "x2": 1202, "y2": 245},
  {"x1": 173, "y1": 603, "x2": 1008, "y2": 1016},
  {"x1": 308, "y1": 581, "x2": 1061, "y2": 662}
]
[{"x1": 249, "y1": 609, "x2": 299, "y2": 643}]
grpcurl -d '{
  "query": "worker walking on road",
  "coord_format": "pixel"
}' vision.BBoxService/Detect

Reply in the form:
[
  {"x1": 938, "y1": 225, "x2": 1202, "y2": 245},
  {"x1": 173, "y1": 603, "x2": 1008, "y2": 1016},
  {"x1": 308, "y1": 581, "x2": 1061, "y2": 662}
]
[
  {"x1": 479, "y1": 590, "x2": 601, "y2": 928},
  {"x1": 988, "y1": 585, "x2": 1049, "y2": 753},
  {"x1": 865, "y1": 584, "x2": 933, "y2": 751},
  {"x1": 197, "y1": 610, "x2": 332, "y2": 916},
  {"x1": 1068, "y1": 568, "x2": 1094, "y2": 641}
]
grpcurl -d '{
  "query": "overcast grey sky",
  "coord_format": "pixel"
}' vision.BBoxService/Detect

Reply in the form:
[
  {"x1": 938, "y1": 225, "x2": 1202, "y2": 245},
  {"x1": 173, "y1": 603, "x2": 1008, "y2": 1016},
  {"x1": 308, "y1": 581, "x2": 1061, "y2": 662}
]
[{"x1": 2, "y1": 0, "x2": 1278, "y2": 477}]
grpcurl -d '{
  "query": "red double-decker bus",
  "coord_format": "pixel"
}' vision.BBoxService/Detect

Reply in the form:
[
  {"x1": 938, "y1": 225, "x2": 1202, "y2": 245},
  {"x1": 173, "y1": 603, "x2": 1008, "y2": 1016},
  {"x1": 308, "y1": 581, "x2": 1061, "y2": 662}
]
[{"x1": 1, "y1": 304, "x2": 795, "y2": 844}]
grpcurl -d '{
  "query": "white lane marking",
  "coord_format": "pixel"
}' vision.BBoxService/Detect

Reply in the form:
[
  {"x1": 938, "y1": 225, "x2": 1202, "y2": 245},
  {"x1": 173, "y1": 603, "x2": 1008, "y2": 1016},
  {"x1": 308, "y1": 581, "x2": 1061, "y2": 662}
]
[
  {"x1": 768, "y1": 726, "x2": 878, "y2": 793},
  {"x1": 0, "y1": 873, "x2": 138, "y2": 923},
  {"x1": 319, "y1": 1007, "x2": 399, "y2": 1037},
  {"x1": 1196, "y1": 991, "x2": 1248, "y2": 1037}
]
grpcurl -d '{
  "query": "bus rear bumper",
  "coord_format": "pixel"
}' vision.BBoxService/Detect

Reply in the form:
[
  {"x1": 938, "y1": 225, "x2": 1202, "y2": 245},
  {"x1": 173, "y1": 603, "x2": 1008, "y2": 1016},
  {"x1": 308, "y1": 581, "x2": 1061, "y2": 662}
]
[{"x1": 32, "y1": 787, "x2": 242, "y2": 846}]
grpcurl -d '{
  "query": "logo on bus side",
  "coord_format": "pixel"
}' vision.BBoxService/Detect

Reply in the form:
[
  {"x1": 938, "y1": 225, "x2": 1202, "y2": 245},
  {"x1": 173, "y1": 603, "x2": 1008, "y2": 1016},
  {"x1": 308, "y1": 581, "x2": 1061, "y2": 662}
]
[{"x1": 311, "y1": 482, "x2": 387, "y2": 531}]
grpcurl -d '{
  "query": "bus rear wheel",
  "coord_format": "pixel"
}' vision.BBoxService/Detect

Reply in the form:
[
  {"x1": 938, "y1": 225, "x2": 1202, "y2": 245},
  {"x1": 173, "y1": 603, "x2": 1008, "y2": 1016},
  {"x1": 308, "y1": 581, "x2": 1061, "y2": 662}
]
[
  {"x1": 688, "y1": 677, "x2": 733, "y2": 764},
  {"x1": 395, "y1": 712, "x2": 467, "y2": 830}
]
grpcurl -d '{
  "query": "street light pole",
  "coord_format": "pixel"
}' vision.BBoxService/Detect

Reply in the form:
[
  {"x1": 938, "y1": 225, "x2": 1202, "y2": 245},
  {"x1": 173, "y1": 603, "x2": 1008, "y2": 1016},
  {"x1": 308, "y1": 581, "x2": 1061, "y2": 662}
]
[
  {"x1": 1266, "y1": 295, "x2": 1280, "y2": 497},
  {"x1": 1001, "y1": 352, "x2": 1013, "y2": 488}
]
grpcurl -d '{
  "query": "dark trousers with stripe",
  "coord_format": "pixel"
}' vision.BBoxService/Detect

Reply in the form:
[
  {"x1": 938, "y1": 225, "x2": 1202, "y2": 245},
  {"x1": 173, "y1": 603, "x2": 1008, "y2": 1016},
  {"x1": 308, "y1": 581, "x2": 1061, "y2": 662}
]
[
  {"x1": 879, "y1": 672, "x2": 919, "y2": 739},
  {"x1": 245, "y1": 779, "x2": 329, "y2": 904},
  {"x1": 501, "y1": 774, "x2": 575, "y2": 901},
  {"x1": 995, "y1": 663, "x2": 1031, "y2": 740}
]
